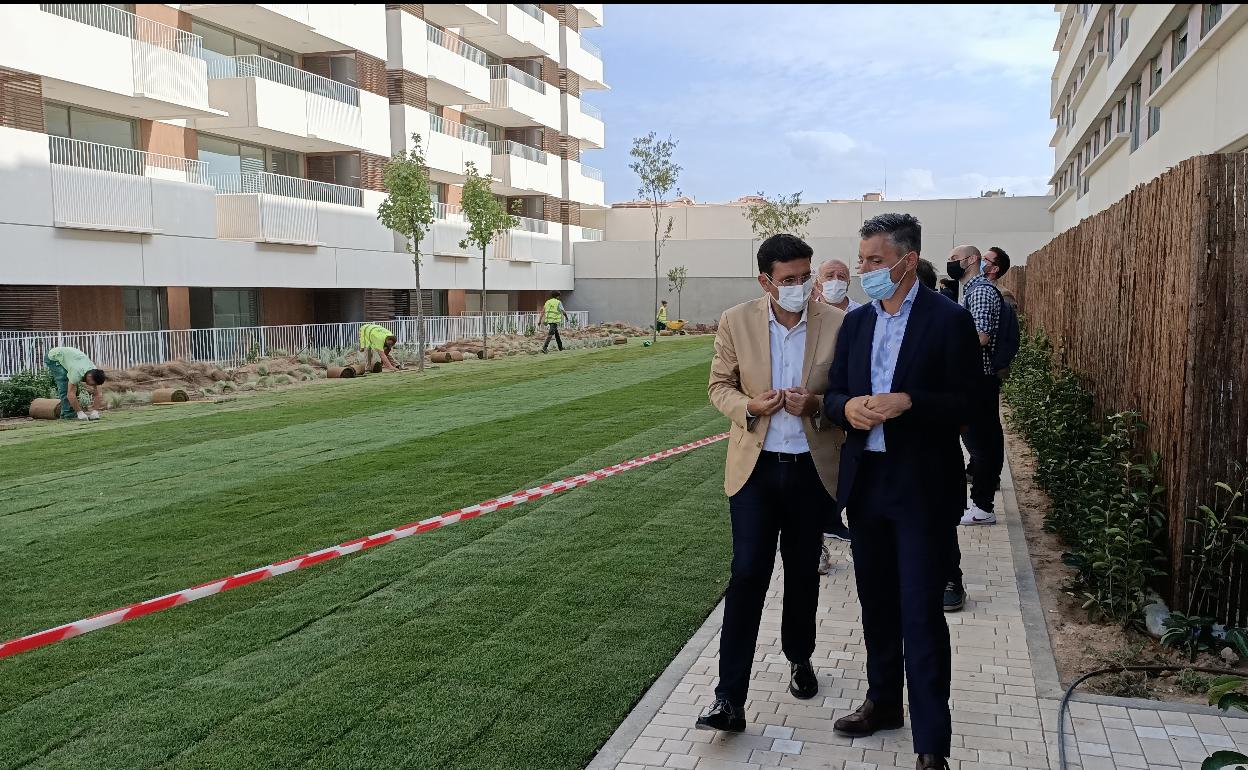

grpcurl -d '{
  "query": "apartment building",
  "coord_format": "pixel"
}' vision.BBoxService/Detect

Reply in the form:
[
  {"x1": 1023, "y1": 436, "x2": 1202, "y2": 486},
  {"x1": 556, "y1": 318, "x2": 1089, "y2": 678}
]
[
  {"x1": 0, "y1": 3, "x2": 606, "y2": 332},
  {"x1": 1049, "y1": 3, "x2": 1247, "y2": 232}
]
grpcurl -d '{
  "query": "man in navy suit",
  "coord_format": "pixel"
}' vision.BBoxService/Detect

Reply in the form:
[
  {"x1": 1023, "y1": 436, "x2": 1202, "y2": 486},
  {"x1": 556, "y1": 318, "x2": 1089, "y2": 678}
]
[{"x1": 823, "y1": 213, "x2": 980, "y2": 770}]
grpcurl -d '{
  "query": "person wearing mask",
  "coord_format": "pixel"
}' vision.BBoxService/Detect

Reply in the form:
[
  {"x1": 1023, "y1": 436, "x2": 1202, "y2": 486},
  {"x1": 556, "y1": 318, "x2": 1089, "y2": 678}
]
[
  {"x1": 814, "y1": 259, "x2": 862, "y2": 313},
  {"x1": 656, "y1": 300, "x2": 668, "y2": 331},
  {"x1": 824, "y1": 214, "x2": 979, "y2": 770},
  {"x1": 541, "y1": 291, "x2": 570, "y2": 353},
  {"x1": 44, "y1": 346, "x2": 107, "y2": 421},
  {"x1": 699, "y1": 234, "x2": 845, "y2": 734}
]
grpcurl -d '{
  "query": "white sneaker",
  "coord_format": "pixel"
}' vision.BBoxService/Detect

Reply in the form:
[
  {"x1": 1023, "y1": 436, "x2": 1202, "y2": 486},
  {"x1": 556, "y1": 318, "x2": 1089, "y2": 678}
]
[
  {"x1": 818, "y1": 543, "x2": 833, "y2": 575},
  {"x1": 960, "y1": 505, "x2": 997, "y2": 526}
]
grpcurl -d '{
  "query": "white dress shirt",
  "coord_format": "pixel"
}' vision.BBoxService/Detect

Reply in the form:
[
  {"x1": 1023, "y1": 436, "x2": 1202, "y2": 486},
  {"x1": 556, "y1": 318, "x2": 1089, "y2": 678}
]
[{"x1": 761, "y1": 303, "x2": 811, "y2": 454}]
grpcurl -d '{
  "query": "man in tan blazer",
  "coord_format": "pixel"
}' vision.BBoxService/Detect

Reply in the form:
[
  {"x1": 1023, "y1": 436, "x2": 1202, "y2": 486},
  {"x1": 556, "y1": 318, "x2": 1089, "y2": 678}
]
[{"x1": 697, "y1": 233, "x2": 845, "y2": 733}]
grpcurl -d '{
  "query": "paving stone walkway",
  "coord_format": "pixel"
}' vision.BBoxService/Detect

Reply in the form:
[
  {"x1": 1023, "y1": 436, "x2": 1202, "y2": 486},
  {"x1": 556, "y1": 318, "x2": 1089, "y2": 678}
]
[{"x1": 588, "y1": 459, "x2": 1248, "y2": 770}]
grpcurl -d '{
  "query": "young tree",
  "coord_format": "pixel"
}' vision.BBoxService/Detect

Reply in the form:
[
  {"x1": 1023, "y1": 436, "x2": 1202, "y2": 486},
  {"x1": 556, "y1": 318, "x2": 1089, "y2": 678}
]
[
  {"x1": 743, "y1": 191, "x2": 819, "y2": 240},
  {"x1": 629, "y1": 132, "x2": 680, "y2": 343},
  {"x1": 458, "y1": 161, "x2": 517, "y2": 358},
  {"x1": 666, "y1": 265, "x2": 688, "y2": 321},
  {"x1": 376, "y1": 133, "x2": 435, "y2": 371}
]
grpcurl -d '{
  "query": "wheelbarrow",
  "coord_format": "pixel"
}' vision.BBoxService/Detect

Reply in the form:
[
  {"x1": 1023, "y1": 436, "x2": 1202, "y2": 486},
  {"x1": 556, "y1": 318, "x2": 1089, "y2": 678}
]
[{"x1": 667, "y1": 320, "x2": 687, "y2": 334}]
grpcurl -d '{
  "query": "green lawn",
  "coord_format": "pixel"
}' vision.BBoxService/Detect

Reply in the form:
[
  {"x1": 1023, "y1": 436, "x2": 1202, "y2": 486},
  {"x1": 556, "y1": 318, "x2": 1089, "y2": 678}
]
[{"x1": 0, "y1": 337, "x2": 731, "y2": 770}]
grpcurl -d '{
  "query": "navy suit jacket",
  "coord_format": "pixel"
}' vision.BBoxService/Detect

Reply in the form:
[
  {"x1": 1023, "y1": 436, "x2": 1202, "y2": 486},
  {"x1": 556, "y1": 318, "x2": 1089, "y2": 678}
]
[{"x1": 823, "y1": 284, "x2": 981, "y2": 519}]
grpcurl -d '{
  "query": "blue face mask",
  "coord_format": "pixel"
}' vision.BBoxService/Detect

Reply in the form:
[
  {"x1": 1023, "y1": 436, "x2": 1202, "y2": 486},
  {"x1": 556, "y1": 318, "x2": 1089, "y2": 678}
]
[{"x1": 861, "y1": 257, "x2": 911, "y2": 301}]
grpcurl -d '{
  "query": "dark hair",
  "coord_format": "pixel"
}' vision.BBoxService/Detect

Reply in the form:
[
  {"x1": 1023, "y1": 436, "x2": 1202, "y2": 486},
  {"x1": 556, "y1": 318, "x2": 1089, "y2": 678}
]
[
  {"x1": 987, "y1": 246, "x2": 1011, "y2": 277},
  {"x1": 859, "y1": 213, "x2": 921, "y2": 257},
  {"x1": 916, "y1": 259, "x2": 938, "y2": 291},
  {"x1": 549, "y1": 290, "x2": 561, "y2": 298},
  {"x1": 86, "y1": 369, "x2": 106, "y2": 385},
  {"x1": 384, "y1": 336, "x2": 397, "y2": 348},
  {"x1": 756, "y1": 233, "x2": 814, "y2": 275},
  {"x1": 940, "y1": 277, "x2": 958, "y2": 289},
  {"x1": 661, "y1": 300, "x2": 667, "y2": 304}
]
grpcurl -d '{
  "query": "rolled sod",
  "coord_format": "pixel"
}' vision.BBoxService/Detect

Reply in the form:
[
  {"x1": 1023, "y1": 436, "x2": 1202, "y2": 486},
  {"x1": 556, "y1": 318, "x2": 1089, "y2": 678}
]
[
  {"x1": 150, "y1": 388, "x2": 189, "y2": 404},
  {"x1": 28, "y1": 398, "x2": 61, "y2": 420}
]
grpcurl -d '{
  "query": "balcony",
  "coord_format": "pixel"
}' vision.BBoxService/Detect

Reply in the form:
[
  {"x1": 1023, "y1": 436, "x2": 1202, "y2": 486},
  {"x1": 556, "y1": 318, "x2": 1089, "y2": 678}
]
[
  {"x1": 462, "y1": 65, "x2": 561, "y2": 129},
  {"x1": 208, "y1": 170, "x2": 362, "y2": 246},
  {"x1": 573, "y1": 4, "x2": 604, "y2": 28},
  {"x1": 47, "y1": 136, "x2": 209, "y2": 234},
  {"x1": 489, "y1": 141, "x2": 562, "y2": 197},
  {"x1": 0, "y1": 5, "x2": 217, "y2": 119},
  {"x1": 386, "y1": 11, "x2": 490, "y2": 105},
  {"x1": 564, "y1": 93, "x2": 605, "y2": 149},
  {"x1": 565, "y1": 160, "x2": 605, "y2": 208},
  {"x1": 181, "y1": 4, "x2": 389, "y2": 61},
  {"x1": 494, "y1": 216, "x2": 563, "y2": 263},
  {"x1": 458, "y1": 4, "x2": 559, "y2": 59},
  {"x1": 196, "y1": 56, "x2": 391, "y2": 155},
  {"x1": 424, "y1": 4, "x2": 492, "y2": 28},
  {"x1": 562, "y1": 27, "x2": 607, "y2": 90},
  {"x1": 391, "y1": 107, "x2": 491, "y2": 182}
]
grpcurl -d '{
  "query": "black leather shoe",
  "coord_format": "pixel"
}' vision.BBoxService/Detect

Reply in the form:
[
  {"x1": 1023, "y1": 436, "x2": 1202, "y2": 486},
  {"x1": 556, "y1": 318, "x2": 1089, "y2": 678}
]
[
  {"x1": 943, "y1": 581, "x2": 966, "y2": 612},
  {"x1": 833, "y1": 700, "x2": 904, "y2": 737},
  {"x1": 917, "y1": 754, "x2": 950, "y2": 769},
  {"x1": 695, "y1": 698, "x2": 746, "y2": 732},
  {"x1": 789, "y1": 660, "x2": 819, "y2": 699}
]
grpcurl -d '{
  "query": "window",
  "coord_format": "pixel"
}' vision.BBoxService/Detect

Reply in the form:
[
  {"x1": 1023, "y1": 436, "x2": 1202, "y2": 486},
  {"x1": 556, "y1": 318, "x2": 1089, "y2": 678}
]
[
  {"x1": 123, "y1": 288, "x2": 167, "y2": 332},
  {"x1": 192, "y1": 20, "x2": 294, "y2": 67},
  {"x1": 1116, "y1": 98, "x2": 1127, "y2": 134},
  {"x1": 328, "y1": 54, "x2": 358, "y2": 87},
  {"x1": 1149, "y1": 57, "x2": 1163, "y2": 137},
  {"x1": 1121, "y1": 16, "x2": 1130, "y2": 43},
  {"x1": 1108, "y1": 9, "x2": 1116, "y2": 62},
  {"x1": 1202, "y1": 4, "x2": 1223, "y2": 37},
  {"x1": 1103, "y1": 116, "x2": 1112, "y2": 145},
  {"x1": 197, "y1": 135, "x2": 303, "y2": 178},
  {"x1": 45, "y1": 103, "x2": 136, "y2": 148},
  {"x1": 1172, "y1": 26, "x2": 1188, "y2": 69},
  {"x1": 332, "y1": 153, "x2": 361, "y2": 188},
  {"x1": 212, "y1": 289, "x2": 260, "y2": 328},
  {"x1": 1130, "y1": 80, "x2": 1142, "y2": 151}
]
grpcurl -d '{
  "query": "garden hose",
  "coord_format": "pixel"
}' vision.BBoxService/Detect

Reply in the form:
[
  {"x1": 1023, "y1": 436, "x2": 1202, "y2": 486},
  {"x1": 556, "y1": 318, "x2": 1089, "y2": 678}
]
[{"x1": 1058, "y1": 664, "x2": 1237, "y2": 770}]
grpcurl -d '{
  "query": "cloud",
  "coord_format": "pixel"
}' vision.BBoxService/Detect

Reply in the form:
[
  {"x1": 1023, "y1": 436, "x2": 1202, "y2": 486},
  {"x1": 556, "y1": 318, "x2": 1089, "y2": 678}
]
[
  {"x1": 899, "y1": 168, "x2": 936, "y2": 196},
  {"x1": 786, "y1": 130, "x2": 860, "y2": 159}
]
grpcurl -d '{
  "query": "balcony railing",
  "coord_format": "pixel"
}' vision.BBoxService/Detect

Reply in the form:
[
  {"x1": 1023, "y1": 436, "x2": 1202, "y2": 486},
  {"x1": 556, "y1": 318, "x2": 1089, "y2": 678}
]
[
  {"x1": 489, "y1": 140, "x2": 547, "y2": 163},
  {"x1": 40, "y1": 4, "x2": 203, "y2": 58},
  {"x1": 512, "y1": 215, "x2": 551, "y2": 234},
  {"x1": 49, "y1": 136, "x2": 206, "y2": 184},
  {"x1": 579, "y1": 36, "x2": 602, "y2": 59},
  {"x1": 430, "y1": 113, "x2": 488, "y2": 145},
  {"x1": 206, "y1": 55, "x2": 360, "y2": 107},
  {"x1": 580, "y1": 164, "x2": 603, "y2": 181},
  {"x1": 580, "y1": 226, "x2": 603, "y2": 241},
  {"x1": 513, "y1": 3, "x2": 546, "y2": 21},
  {"x1": 434, "y1": 201, "x2": 465, "y2": 220},
  {"x1": 580, "y1": 100, "x2": 603, "y2": 120},
  {"x1": 207, "y1": 171, "x2": 363, "y2": 208},
  {"x1": 489, "y1": 64, "x2": 547, "y2": 94},
  {"x1": 426, "y1": 25, "x2": 488, "y2": 67}
]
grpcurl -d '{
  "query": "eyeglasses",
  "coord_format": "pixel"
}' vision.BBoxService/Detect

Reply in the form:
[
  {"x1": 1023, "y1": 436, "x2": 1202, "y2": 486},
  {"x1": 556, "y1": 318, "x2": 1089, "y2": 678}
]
[{"x1": 768, "y1": 273, "x2": 813, "y2": 288}]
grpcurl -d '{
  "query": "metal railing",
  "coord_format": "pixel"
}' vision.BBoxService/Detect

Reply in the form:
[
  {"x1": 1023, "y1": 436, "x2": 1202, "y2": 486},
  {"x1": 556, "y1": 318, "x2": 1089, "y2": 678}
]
[
  {"x1": 434, "y1": 201, "x2": 464, "y2": 220},
  {"x1": 579, "y1": 164, "x2": 603, "y2": 181},
  {"x1": 512, "y1": 3, "x2": 546, "y2": 21},
  {"x1": 512, "y1": 215, "x2": 551, "y2": 234},
  {"x1": 580, "y1": 100, "x2": 603, "y2": 120},
  {"x1": 425, "y1": 24, "x2": 488, "y2": 67},
  {"x1": 207, "y1": 171, "x2": 363, "y2": 208},
  {"x1": 206, "y1": 55, "x2": 360, "y2": 106},
  {"x1": 580, "y1": 226, "x2": 603, "y2": 241},
  {"x1": 489, "y1": 140, "x2": 547, "y2": 163},
  {"x1": 0, "y1": 314, "x2": 590, "y2": 378},
  {"x1": 430, "y1": 113, "x2": 488, "y2": 145},
  {"x1": 48, "y1": 136, "x2": 207, "y2": 184},
  {"x1": 40, "y1": 3, "x2": 203, "y2": 58},
  {"x1": 489, "y1": 64, "x2": 547, "y2": 94},
  {"x1": 579, "y1": 35, "x2": 602, "y2": 58}
]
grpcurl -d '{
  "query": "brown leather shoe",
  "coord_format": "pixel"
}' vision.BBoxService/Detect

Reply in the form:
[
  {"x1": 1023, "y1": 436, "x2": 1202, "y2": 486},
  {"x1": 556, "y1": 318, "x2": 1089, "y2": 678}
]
[
  {"x1": 916, "y1": 754, "x2": 949, "y2": 770},
  {"x1": 832, "y1": 700, "x2": 904, "y2": 737}
]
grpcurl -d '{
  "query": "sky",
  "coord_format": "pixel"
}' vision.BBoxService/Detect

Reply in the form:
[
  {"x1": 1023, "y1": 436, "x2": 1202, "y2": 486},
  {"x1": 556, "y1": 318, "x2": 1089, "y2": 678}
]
[{"x1": 577, "y1": 4, "x2": 1059, "y2": 204}]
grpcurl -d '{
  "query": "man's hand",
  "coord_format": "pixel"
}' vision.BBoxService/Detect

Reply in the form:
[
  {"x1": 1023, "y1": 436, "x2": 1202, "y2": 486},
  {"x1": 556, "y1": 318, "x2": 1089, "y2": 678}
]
[
  {"x1": 865, "y1": 392, "x2": 912, "y2": 420},
  {"x1": 783, "y1": 386, "x2": 820, "y2": 417},
  {"x1": 746, "y1": 389, "x2": 784, "y2": 417},
  {"x1": 76, "y1": 411, "x2": 90, "y2": 422},
  {"x1": 844, "y1": 396, "x2": 886, "y2": 431}
]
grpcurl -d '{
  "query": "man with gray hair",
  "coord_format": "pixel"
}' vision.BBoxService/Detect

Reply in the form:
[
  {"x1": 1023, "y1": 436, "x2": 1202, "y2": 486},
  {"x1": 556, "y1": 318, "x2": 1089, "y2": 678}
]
[{"x1": 814, "y1": 259, "x2": 862, "y2": 313}]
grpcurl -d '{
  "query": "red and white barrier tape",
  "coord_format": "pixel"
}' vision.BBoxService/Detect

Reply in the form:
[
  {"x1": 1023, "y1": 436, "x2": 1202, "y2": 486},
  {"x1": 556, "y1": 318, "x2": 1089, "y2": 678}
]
[{"x1": 0, "y1": 432, "x2": 728, "y2": 660}]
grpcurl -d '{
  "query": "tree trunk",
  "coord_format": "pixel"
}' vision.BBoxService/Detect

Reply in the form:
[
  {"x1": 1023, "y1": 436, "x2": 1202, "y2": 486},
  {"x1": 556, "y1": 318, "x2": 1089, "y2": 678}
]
[
  {"x1": 413, "y1": 236, "x2": 425, "y2": 373},
  {"x1": 481, "y1": 245, "x2": 488, "y2": 358},
  {"x1": 652, "y1": 217, "x2": 659, "y2": 345},
  {"x1": 677, "y1": 288, "x2": 682, "y2": 321}
]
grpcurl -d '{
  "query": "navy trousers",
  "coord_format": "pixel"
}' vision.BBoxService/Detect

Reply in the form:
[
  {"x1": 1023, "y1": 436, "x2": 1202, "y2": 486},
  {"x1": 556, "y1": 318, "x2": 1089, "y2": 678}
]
[
  {"x1": 715, "y1": 452, "x2": 828, "y2": 709},
  {"x1": 847, "y1": 452, "x2": 953, "y2": 757}
]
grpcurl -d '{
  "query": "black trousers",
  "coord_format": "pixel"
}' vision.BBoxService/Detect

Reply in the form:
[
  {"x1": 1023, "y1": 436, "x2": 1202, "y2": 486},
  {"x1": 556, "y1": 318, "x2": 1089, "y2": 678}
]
[
  {"x1": 715, "y1": 452, "x2": 827, "y2": 709},
  {"x1": 542, "y1": 323, "x2": 563, "y2": 351},
  {"x1": 964, "y1": 374, "x2": 1004, "y2": 512},
  {"x1": 848, "y1": 453, "x2": 953, "y2": 757}
]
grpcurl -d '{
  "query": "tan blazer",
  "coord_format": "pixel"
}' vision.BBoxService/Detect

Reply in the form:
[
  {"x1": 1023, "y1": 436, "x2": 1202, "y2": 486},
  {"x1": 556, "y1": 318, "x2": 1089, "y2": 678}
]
[{"x1": 708, "y1": 296, "x2": 845, "y2": 497}]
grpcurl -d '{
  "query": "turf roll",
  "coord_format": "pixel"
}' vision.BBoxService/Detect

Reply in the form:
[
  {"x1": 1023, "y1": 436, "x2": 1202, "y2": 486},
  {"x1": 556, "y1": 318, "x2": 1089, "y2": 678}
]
[
  {"x1": 151, "y1": 388, "x2": 189, "y2": 404},
  {"x1": 28, "y1": 398, "x2": 61, "y2": 420}
]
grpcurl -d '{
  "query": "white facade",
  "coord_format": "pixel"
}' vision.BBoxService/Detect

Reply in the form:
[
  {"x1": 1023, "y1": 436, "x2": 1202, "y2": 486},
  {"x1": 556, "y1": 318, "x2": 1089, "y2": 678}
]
[
  {"x1": 0, "y1": 3, "x2": 604, "y2": 324},
  {"x1": 1049, "y1": 4, "x2": 1248, "y2": 233}
]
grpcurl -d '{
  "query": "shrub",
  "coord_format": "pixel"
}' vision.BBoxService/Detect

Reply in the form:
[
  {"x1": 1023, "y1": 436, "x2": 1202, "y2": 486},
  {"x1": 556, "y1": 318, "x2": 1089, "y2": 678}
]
[
  {"x1": 256, "y1": 363, "x2": 270, "y2": 377},
  {"x1": 0, "y1": 369, "x2": 56, "y2": 417},
  {"x1": 273, "y1": 374, "x2": 293, "y2": 385}
]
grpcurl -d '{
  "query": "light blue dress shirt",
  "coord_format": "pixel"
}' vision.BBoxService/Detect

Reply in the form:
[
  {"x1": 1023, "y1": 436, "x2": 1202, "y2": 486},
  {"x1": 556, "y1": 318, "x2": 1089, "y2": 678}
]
[
  {"x1": 866, "y1": 281, "x2": 920, "y2": 452},
  {"x1": 761, "y1": 303, "x2": 810, "y2": 454}
]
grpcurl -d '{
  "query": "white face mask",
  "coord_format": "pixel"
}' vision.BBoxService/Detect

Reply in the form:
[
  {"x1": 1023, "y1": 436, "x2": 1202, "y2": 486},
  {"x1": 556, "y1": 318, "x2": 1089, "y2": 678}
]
[
  {"x1": 766, "y1": 275, "x2": 814, "y2": 313},
  {"x1": 822, "y1": 279, "x2": 849, "y2": 304}
]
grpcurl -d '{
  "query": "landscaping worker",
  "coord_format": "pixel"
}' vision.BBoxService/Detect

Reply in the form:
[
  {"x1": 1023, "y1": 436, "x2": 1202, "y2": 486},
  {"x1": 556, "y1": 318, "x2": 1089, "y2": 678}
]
[
  {"x1": 44, "y1": 346, "x2": 106, "y2": 421},
  {"x1": 359, "y1": 323, "x2": 400, "y2": 371},
  {"x1": 656, "y1": 300, "x2": 668, "y2": 331},
  {"x1": 541, "y1": 290, "x2": 569, "y2": 353}
]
